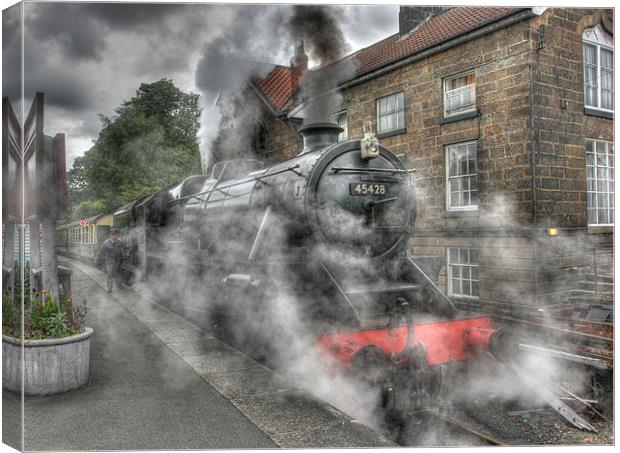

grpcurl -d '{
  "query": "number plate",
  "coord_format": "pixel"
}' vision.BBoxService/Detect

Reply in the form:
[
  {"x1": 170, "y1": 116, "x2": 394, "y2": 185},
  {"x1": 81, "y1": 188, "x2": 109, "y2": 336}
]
[{"x1": 350, "y1": 183, "x2": 389, "y2": 196}]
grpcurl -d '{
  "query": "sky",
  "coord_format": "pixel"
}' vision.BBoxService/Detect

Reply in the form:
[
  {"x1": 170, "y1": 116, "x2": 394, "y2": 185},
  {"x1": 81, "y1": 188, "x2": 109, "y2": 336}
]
[{"x1": 2, "y1": 1, "x2": 400, "y2": 168}]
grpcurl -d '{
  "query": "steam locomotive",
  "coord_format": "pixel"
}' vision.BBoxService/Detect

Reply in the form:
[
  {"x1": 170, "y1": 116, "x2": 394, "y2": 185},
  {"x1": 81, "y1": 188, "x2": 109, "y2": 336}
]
[{"x1": 59, "y1": 123, "x2": 509, "y2": 423}]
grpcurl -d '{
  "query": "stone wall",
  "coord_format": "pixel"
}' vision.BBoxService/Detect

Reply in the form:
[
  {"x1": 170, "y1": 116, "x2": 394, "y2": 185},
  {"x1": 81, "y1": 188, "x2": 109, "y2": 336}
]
[
  {"x1": 258, "y1": 107, "x2": 302, "y2": 165},
  {"x1": 528, "y1": 8, "x2": 614, "y2": 228},
  {"x1": 410, "y1": 233, "x2": 537, "y2": 307},
  {"x1": 343, "y1": 19, "x2": 535, "y2": 233},
  {"x1": 339, "y1": 7, "x2": 614, "y2": 308}
]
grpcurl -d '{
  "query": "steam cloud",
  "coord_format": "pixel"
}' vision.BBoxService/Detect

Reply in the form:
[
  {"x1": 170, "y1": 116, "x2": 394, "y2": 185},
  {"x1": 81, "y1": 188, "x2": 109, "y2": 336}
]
[
  {"x1": 133, "y1": 4, "x2": 612, "y2": 446},
  {"x1": 130, "y1": 204, "x2": 391, "y2": 432}
]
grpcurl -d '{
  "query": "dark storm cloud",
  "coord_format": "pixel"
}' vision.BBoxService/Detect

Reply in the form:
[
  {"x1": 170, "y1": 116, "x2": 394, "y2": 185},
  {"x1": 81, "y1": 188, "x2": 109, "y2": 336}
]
[
  {"x1": 195, "y1": 5, "x2": 293, "y2": 94},
  {"x1": 128, "y1": 4, "x2": 232, "y2": 79},
  {"x1": 20, "y1": 25, "x2": 95, "y2": 112},
  {"x1": 24, "y1": 63, "x2": 92, "y2": 112},
  {"x1": 25, "y1": 3, "x2": 104, "y2": 61},
  {"x1": 25, "y1": 2, "x2": 187, "y2": 61},
  {"x1": 18, "y1": 2, "x2": 210, "y2": 114},
  {"x1": 2, "y1": 3, "x2": 20, "y2": 51},
  {"x1": 2, "y1": 3, "x2": 22, "y2": 107},
  {"x1": 84, "y1": 2, "x2": 183, "y2": 28}
]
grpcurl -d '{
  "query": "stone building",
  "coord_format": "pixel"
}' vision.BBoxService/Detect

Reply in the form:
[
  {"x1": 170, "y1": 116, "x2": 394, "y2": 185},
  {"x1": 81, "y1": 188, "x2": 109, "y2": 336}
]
[{"x1": 248, "y1": 6, "x2": 614, "y2": 315}]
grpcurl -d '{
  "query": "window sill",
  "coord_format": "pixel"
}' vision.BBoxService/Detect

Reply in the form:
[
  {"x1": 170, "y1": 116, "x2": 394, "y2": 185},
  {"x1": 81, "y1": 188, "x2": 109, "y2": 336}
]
[
  {"x1": 442, "y1": 209, "x2": 479, "y2": 218},
  {"x1": 587, "y1": 225, "x2": 613, "y2": 234},
  {"x1": 377, "y1": 127, "x2": 407, "y2": 139},
  {"x1": 441, "y1": 109, "x2": 479, "y2": 124},
  {"x1": 584, "y1": 108, "x2": 613, "y2": 120},
  {"x1": 449, "y1": 295, "x2": 480, "y2": 302}
]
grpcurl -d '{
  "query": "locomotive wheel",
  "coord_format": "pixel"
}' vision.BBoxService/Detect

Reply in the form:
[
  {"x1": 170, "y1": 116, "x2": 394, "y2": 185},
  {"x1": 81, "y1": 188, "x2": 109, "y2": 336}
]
[
  {"x1": 208, "y1": 283, "x2": 277, "y2": 364},
  {"x1": 385, "y1": 345, "x2": 444, "y2": 443},
  {"x1": 349, "y1": 346, "x2": 398, "y2": 431},
  {"x1": 209, "y1": 304, "x2": 234, "y2": 342},
  {"x1": 395, "y1": 410, "x2": 433, "y2": 445},
  {"x1": 350, "y1": 346, "x2": 391, "y2": 388},
  {"x1": 392, "y1": 345, "x2": 443, "y2": 414}
]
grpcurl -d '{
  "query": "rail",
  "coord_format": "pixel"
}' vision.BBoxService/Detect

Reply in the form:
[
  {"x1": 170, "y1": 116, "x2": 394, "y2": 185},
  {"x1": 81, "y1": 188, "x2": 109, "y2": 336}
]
[{"x1": 422, "y1": 409, "x2": 507, "y2": 445}]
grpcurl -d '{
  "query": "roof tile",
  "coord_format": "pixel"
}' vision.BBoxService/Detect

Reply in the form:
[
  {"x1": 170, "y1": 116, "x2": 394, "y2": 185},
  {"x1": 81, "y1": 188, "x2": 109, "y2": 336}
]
[
  {"x1": 349, "y1": 7, "x2": 519, "y2": 78},
  {"x1": 253, "y1": 7, "x2": 521, "y2": 111},
  {"x1": 252, "y1": 65, "x2": 299, "y2": 111}
]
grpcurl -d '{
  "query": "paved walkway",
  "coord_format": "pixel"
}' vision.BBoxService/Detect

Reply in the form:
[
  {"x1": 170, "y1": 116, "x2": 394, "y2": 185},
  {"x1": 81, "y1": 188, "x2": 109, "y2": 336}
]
[
  {"x1": 4, "y1": 261, "x2": 276, "y2": 451},
  {"x1": 3, "y1": 257, "x2": 394, "y2": 450}
]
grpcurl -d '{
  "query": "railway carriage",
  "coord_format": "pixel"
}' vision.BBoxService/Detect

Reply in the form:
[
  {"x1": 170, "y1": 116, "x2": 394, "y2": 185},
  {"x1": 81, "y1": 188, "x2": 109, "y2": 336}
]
[{"x1": 56, "y1": 214, "x2": 113, "y2": 264}]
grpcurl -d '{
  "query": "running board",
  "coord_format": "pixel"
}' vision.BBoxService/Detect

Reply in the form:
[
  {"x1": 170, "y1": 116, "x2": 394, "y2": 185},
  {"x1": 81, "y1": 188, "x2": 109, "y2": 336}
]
[{"x1": 343, "y1": 283, "x2": 422, "y2": 295}]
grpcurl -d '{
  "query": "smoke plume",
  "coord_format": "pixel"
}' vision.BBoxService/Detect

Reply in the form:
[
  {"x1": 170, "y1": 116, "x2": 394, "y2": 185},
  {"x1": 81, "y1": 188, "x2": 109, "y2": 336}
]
[
  {"x1": 288, "y1": 5, "x2": 349, "y2": 66},
  {"x1": 288, "y1": 5, "x2": 355, "y2": 124},
  {"x1": 195, "y1": 5, "x2": 354, "y2": 172}
]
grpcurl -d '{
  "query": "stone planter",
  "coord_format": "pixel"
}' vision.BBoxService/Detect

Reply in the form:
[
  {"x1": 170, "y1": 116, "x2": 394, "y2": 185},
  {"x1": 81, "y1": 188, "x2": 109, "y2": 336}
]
[{"x1": 2, "y1": 327, "x2": 93, "y2": 396}]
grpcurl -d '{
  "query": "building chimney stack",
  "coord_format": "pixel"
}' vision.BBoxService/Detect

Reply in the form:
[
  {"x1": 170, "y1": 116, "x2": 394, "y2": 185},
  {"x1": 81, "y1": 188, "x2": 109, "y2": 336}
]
[
  {"x1": 399, "y1": 6, "x2": 447, "y2": 36},
  {"x1": 291, "y1": 40, "x2": 308, "y2": 75},
  {"x1": 290, "y1": 40, "x2": 308, "y2": 94}
]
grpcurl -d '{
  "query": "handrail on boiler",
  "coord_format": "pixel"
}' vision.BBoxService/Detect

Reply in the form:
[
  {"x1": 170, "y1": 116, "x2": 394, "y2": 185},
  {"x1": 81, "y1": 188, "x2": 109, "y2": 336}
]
[
  {"x1": 168, "y1": 164, "x2": 303, "y2": 206},
  {"x1": 331, "y1": 166, "x2": 414, "y2": 176}
]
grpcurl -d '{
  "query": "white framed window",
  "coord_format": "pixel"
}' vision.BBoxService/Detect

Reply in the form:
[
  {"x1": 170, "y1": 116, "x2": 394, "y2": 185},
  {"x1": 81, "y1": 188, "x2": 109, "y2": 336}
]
[
  {"x1": 376, "y1": 92, "x2": 405, "y2": 134},
  {"x1": 333, "y1": 111, "x2": 348, "y2": 141},
  {"x1": 446, "y1": 141, "x2": 478, "y2": 210},
  {"x1": 586, "y1": 139, "x2": 614, "y2": 225},
  {"x1": 444, "y1": 73, "x2": 476, "y2": 117},
  {"x1": 447, "y1": 247, "x2": 479, "y2": 298},
  {"x1": 583, "y1": 24, "x2": 614, "y2": 112}
]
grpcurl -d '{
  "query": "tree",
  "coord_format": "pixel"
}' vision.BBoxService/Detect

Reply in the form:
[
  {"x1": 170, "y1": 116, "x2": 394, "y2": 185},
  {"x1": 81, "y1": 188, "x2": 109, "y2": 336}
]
[{"x1": 68, "y1": 79, "x2": 202, "y2": 219}]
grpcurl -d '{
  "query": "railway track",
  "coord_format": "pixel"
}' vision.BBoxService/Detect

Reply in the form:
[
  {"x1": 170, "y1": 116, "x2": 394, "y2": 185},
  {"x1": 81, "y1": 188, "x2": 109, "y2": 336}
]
[
  {"x1": 397, "y1": 409, "x2": 507, "y2": 446},
  {"x1": 425, "y1": 410, "x2": 507, "y2": 445}
]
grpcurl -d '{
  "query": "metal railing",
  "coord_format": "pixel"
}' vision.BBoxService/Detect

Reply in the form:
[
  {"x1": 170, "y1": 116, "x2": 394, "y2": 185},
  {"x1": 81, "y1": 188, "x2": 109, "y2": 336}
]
[{"x1": 591, "y1": 245, "x2": 614, "y2": 301}]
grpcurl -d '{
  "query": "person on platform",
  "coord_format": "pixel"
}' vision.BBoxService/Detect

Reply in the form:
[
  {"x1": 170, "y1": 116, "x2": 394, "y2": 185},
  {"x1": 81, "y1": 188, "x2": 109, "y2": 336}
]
[{"x1": 99, "y1": 229, "x2": 126, "y2": 292}]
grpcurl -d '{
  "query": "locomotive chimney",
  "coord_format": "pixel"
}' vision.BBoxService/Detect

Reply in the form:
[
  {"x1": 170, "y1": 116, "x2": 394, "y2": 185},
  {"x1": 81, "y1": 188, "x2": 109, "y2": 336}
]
[{"x1": 297, "y1": 123, "x2": 343, "y2": 154}]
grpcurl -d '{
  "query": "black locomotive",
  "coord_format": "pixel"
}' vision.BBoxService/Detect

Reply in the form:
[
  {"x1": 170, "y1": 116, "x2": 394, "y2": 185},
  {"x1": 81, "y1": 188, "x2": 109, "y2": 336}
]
[
  {"x1": 61, "y1": 123, "x2": 504, "y2": 428},
  {"x1": 116, "y1": 123, "x2": 458, "y2": 319}
]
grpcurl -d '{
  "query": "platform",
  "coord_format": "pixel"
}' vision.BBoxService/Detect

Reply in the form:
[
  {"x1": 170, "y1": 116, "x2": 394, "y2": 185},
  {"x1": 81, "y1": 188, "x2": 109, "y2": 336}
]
[{"x1": 2, "y1": 257, "x2": 395, "y2": 450}]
